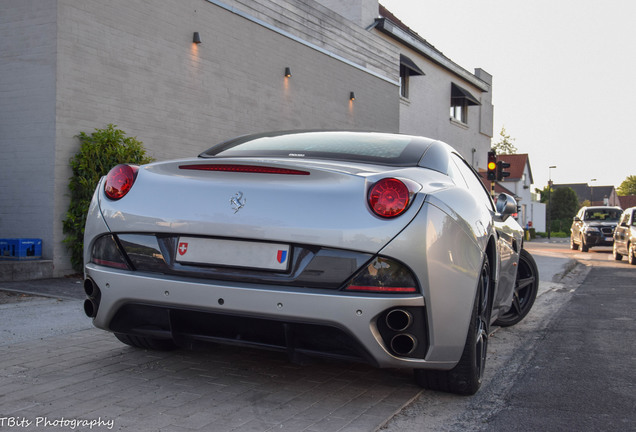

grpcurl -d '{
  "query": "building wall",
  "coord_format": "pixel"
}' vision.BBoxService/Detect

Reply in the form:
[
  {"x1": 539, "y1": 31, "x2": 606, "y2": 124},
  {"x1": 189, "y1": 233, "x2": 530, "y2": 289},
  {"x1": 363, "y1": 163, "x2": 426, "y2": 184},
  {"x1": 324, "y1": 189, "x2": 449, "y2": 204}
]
[
  {"x1": 529, "y1": 201, "x2": 546, "y2": 232},
  {"x1": 220, "y1": 0, "x2": 398, "y2": 80},
  {"x1": 374, "y1": 39, "x2": 493, "y2": 169},
  {"x1": 54, "y1": 0, "x2": 399, "y2": 159},
  {"x1": 0, "y1": 0, "x2": 58, "y2": 264},
  {"x1": 499, "y1": 163, "x2": 534, "y2": 228},
  {"x1": 313, "y1": 0, "x2": 378, "y2": 27},
  {"x1": 2, "y1": 0, "x2": 399, "y2": 275},
  {"x1": 2, "y1": 0, "x2": 496, "y2": 275}
]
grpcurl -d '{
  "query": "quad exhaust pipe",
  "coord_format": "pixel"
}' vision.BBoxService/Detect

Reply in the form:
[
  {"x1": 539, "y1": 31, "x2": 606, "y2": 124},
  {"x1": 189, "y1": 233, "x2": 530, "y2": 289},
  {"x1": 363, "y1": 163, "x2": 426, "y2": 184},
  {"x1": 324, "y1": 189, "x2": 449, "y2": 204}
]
[
  {"x1": 83, "y1": 278, "x2": 101, "y2": 318},
  {"x1": 390, "y1": 333, "x2": 417, "y2": 356},
  {"x1": 385, "y1": 309, "x2": 412, "y2": 331},
  {"x1": 84, "y1": 298, "x2": 98, "y2": 318},
  {"x1": 83, "y1": 278, "x2": 98, "y2": 298},
  {"x1": 384, "y1": 308, "x2": 418, "y2": 356}
]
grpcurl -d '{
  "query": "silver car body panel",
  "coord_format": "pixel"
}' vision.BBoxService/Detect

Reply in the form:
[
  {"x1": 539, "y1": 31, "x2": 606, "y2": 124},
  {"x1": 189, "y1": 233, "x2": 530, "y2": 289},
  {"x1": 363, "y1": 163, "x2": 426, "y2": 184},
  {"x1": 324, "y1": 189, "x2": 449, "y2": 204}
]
[{"x1": 96, "y1": 159, "x2": 434, "y2": 254}]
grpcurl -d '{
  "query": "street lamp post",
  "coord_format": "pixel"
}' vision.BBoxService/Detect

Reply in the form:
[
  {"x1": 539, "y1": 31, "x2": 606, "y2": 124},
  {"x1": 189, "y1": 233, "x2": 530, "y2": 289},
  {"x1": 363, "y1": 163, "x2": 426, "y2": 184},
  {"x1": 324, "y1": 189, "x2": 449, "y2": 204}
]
[{"x1": 547, "y1": 166, "x2": 557, "y2": 240}]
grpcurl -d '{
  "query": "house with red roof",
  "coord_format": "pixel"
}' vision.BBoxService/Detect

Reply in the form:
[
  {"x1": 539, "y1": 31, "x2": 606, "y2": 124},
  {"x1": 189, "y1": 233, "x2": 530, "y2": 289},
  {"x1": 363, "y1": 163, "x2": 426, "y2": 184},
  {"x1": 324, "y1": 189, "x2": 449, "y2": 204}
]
[{"x1": 618, "y1": 195, "x2": 636, "y2": 210}]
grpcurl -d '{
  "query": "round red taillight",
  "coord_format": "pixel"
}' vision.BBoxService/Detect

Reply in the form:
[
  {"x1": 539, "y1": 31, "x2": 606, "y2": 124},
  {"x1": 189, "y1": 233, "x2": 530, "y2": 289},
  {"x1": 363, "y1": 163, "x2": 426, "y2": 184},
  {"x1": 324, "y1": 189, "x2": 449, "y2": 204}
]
[
  {"x1": 368, "y1": 178, "x2": 410, "y2": 218},
  {"x1": 104, "y1": 164, "x2": 138, "y2": 200}
]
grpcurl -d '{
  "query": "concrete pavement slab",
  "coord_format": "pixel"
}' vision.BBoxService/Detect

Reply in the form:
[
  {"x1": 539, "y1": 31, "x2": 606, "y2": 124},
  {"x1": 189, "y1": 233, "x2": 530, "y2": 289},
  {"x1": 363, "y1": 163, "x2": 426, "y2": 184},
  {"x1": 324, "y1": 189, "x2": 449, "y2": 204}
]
[{"x1": 0, "y1": 319, "x2": 421, "y2": 431}]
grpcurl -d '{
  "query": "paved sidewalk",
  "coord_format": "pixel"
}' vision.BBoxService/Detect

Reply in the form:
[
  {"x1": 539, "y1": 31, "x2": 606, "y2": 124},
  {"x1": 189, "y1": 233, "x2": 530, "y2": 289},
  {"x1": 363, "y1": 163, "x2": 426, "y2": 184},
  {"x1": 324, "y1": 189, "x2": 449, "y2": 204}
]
[
  {"x1": 0, "y1": 276, "x2": 85, "y2": 301},
  {"x1": 1, "y1": 313, "x2": 420, "y2": 432}
]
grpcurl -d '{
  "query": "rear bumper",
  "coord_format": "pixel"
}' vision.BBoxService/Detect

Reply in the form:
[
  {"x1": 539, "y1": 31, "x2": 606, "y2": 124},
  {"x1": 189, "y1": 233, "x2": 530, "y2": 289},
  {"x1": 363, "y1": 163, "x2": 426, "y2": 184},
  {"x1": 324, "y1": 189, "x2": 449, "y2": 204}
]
[{"x1": 85, "y1": 264, "x2": 457, "y2": 369}]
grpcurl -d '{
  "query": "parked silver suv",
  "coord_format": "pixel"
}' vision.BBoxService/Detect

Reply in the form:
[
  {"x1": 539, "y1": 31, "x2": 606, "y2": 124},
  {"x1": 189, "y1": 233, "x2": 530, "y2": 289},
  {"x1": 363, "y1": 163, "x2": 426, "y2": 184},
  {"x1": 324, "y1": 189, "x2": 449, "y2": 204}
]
[
  {"x1": 613, "y1": 207, "x2": 636, "y2": 264},
  {"x1": 570, "y1": 206, "x2": 622, "y2": 252}
]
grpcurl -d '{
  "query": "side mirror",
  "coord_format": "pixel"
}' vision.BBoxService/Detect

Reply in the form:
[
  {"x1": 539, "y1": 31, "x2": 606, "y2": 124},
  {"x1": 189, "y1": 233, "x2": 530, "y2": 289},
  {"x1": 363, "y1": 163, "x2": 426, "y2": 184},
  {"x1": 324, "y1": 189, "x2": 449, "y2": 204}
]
[
  {"x1": 573, "y1": 216, "x2": 581, "y2": 222},
  {"x1": 495, "y1": 193, "x2": 517, "y2": 221}
]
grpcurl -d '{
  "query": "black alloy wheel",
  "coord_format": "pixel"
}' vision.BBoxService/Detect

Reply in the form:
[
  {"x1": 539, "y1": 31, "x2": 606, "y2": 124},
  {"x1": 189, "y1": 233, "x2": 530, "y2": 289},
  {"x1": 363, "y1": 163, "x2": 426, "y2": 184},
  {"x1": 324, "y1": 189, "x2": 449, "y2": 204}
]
[
  {"x1": 613, "y1": 242, "x2": 623, "y2": 261},
  {"x1": 414, "y1": 256, "x2": 491, "y2": 395},
  {"x1": 473, "y1": 259, "x2": 491, "y2": 383},
  {"x1": 570, "y1": 235, "x2": 579, "y2": 250},
  {"x1": 494, "y1": 248, "x2": 539, "y2": 327},
  {"x1": 580, "y1": 235, "x2": 589, "y2": 252}
]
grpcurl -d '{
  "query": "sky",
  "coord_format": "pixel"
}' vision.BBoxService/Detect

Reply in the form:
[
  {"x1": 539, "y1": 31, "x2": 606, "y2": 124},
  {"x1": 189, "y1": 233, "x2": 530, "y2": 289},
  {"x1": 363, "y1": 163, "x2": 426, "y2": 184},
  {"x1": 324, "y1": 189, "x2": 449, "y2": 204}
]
[{"x1": 380, "y1": 0, "x2": 636, "y2": 190}]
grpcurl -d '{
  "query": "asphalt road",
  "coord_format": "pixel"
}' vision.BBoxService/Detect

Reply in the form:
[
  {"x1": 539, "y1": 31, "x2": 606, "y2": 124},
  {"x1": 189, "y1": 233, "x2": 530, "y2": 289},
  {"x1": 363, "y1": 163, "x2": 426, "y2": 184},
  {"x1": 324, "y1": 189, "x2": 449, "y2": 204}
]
[
  {"x1": 383, "y1": 241, "x2": 636, "y2": 431},
  {"x1": 1, "y1": 241, "x2": 634, "y2": 431}
]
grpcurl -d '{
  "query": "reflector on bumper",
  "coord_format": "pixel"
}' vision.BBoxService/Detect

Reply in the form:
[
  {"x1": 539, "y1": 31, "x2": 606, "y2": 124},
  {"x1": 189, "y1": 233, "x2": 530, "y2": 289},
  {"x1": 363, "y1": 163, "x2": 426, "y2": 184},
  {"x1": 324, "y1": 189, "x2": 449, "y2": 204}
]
[{"x1": 91, "y1": 235, "x2": 130, "y2": 270}]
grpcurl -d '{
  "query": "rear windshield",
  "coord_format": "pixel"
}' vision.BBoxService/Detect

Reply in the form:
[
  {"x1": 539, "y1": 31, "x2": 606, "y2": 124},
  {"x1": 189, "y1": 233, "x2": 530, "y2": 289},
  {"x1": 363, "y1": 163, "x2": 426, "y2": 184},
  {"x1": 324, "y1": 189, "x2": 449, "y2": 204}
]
[
  {"x1": 584, "y1": 208, "x2": 622, "y2": 221},
  {"x1": 199, "y1": 131, "x2": 432, "y2": 166}
]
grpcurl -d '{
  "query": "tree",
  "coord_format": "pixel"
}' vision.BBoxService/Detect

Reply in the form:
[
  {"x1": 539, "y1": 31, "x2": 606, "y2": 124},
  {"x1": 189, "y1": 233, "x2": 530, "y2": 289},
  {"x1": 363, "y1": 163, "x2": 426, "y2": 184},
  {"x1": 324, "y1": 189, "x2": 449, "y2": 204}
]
[
  {"x1": 548, "y1": 187, "x2": 579, "y2": 234},
  {"x1": 536, "y1": 185, "x2": 550, "y2": 204},
  {"x1": 550, "y1": 187, "x2": 579, "y2": 221},
  {"x1": 537, "y1": 185, "x2": 579, "y2": 233},
  {"x1": 617, "y1": 175, "x2": 636, "y2": 196},
  {"x1": 491, "y1": 126, "x2": 518, "y2": 155}
]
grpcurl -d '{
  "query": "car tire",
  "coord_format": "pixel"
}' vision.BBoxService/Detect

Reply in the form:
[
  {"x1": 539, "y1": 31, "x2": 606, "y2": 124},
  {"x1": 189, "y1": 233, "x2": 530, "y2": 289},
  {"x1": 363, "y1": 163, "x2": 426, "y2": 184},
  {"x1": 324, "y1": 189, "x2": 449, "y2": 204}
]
[
  {"x1": 570, "y1": 235, "x2": 579, "y2": 250},
  {"x1": 629, "y1": 243, "x2": 636, "y2": 266},
  {"x1": 580, "y1": 235, "x2": 589, "y2": 252},
  {"x1": 414, "y1": 256, "x2": 491, "y2": 395},
  {"x1": 613, "y1": 242, "x2": 623, "y2": 261},
  {"x1": 494, "y1": 248, "x2": 539, "y2": 327},
  {"x1": 115, "y1": 333, "x2": 177, "y2": 351}
]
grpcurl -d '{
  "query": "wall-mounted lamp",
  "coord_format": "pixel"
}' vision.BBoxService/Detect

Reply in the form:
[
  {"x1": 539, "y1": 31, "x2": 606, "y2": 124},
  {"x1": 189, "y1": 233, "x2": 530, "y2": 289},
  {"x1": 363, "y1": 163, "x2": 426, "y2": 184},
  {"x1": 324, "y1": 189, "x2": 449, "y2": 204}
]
[
  {"x1": 284, "y1": 67, "x2": 292, "y2": 78},
  {"x1": 349, "y1": 92, "x2": 356, "y2": 101},
  {"x1": 193, "y1": 32, "x2": 202, "y2": 44}
]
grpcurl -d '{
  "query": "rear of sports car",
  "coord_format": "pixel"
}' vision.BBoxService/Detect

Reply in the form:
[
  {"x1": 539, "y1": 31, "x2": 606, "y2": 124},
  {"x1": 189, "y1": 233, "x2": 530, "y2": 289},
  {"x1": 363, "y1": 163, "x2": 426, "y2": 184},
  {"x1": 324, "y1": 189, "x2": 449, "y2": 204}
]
[{"x1": 83, "y1": 132, "x2": 490, "y2": 393}]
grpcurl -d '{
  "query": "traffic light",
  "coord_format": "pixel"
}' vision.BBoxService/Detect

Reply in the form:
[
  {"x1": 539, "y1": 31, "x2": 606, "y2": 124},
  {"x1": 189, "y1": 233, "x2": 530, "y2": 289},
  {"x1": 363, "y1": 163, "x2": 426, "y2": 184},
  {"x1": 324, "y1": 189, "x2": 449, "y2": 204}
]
[
  {"x1": 487, "y1": 151, "x2": 497, "y2": 181},
  {"x1": 496, "y1": 160, "x2": 511, "y2": 181}
]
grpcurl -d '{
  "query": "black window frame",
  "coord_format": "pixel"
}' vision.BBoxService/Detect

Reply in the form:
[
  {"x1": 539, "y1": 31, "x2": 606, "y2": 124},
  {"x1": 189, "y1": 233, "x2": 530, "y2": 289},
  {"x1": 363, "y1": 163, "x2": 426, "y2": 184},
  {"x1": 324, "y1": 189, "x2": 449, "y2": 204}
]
[{"x1": 450, "y1": 83, "x2": 481, "y2": 125}]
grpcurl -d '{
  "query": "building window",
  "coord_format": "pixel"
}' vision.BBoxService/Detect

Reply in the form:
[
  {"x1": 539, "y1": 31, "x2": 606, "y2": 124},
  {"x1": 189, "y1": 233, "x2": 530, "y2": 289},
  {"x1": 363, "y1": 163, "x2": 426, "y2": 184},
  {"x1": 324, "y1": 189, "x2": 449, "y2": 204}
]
[
  {"x1": 450, "y1": 83, "x2": 480, "y2": 124},
  {"x1": 399, "y1": 54, "x2": 424, "y2": 99},
  {"x1": 400, "y1": 65, "x2": 410, "y2": 98},
  {"x1": 450, "y1": 102, "x2": 467, "y2": 123}
]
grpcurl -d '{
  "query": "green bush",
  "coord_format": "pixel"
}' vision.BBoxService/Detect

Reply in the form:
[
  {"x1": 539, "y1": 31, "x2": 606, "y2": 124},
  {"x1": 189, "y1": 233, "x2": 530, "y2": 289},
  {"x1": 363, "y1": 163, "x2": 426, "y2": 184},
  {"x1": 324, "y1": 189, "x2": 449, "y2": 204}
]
[
  {"x1": 549, "y1": 231, "x2": 569, "y2": 238},
  {"x1": 63, "y1": 125, "x2": 154, "y2": 272},
  {"x1": 550, "y1": 219, "x2": 572, "y2": 236},
  {"x1": 534, "y1": 231, "x2": 569, "y2": 239}
]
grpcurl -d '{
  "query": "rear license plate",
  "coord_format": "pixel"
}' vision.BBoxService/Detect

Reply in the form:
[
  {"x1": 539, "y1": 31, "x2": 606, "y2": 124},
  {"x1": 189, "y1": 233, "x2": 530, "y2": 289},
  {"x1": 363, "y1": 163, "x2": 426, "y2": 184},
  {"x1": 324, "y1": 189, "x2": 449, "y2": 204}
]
[{"x1": 176, "y1": 237, "x2": 290, "y2": 271}]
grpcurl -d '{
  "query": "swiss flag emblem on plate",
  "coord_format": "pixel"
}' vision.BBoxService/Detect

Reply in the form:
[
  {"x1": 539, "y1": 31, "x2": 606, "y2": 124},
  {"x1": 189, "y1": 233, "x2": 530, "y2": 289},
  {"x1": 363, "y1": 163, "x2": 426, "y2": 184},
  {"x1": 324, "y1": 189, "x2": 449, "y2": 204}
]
[
  {"x1": 178, "y1": 242, "x2": 188, "y2": 256},
  {"x1": 277, "y1": 250, "x2": 287, "y2": 264}
]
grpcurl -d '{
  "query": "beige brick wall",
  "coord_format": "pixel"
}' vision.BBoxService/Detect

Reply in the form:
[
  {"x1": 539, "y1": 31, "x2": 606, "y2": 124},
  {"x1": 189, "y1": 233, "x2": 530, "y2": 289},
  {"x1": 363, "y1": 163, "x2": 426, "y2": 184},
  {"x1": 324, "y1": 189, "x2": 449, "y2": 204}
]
[
  {"x1": 0, "y1": 0, "x2": 58, "y2": 266},
  {"x1": 2, "y1": 0, "x2": 399, "y2": 274},
  {"x1": 2, "y1": 0, "x2": 495, "y2": 275}
]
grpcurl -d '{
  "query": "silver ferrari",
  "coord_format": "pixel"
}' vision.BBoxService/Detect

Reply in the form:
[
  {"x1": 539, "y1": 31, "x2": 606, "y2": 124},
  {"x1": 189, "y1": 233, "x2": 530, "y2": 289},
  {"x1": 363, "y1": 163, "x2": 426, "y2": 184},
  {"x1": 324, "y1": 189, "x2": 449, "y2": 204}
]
[{"x1": 82, "y1": 131, "x2": 537, "y2": 395}]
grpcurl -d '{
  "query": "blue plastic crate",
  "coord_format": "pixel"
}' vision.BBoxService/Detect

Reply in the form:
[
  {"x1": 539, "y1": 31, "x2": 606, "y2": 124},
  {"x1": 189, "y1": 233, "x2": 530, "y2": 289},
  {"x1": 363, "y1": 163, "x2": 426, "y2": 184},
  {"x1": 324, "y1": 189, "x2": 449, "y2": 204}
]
[{"x1": 0, "y1": 238, "x2": 42, "y2": 260}]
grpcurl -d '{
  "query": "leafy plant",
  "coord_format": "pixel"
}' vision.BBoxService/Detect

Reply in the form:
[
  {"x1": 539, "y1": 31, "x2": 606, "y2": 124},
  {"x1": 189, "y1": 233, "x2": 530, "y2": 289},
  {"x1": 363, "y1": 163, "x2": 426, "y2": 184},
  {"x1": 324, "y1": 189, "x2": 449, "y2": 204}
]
[
  {"x1": 63, "y1": 125, "x2": 154, "y2": 271},
  {"x1": 491, "y1": 126, "x2": 518, "y2": 155},
  {"x1": 617, "y1": 175, "x2": 636, "y2": 196},
  {"x1": 549, "y1": 187, "x2": 579, "y2": 221}
]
